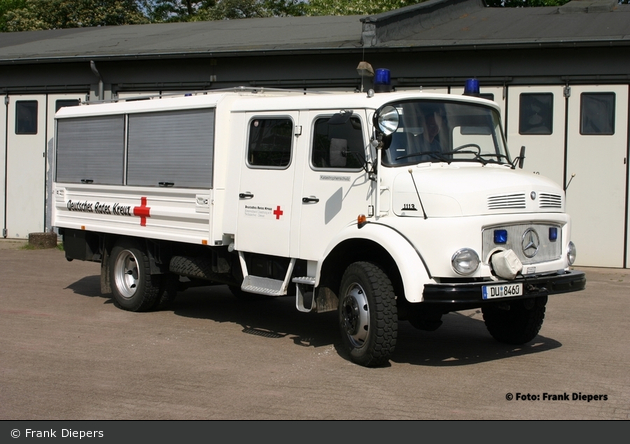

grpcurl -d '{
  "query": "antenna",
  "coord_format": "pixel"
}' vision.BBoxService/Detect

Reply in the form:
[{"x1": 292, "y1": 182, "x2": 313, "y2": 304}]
[{"x1": 408, "y1": 169, "x2": 428, "y2": 219}]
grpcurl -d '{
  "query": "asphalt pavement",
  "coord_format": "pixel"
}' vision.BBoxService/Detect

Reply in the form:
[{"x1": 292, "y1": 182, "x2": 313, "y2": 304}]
[{"x1": 0, "y1": 240, "x2": 628, "y2": 420}]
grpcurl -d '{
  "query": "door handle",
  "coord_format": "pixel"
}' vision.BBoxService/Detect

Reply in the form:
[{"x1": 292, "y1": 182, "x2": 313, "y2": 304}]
[
  {"x1": 302, "y1": 196, "x2": 319, "y2": 203},
  {"x1": 239, "y1": 192, "x2": 254, "y2": 199}
]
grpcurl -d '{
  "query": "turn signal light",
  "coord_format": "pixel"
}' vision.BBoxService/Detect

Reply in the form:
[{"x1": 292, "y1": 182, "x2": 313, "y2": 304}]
[{"x1": 357, "y1": 214, "x2": 367, "y2": 228}]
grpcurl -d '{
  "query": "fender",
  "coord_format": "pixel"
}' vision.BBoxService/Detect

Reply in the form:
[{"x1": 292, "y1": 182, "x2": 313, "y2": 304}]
[{"x1": 316, "y1": 221, "x2": 433, "y2": 303}]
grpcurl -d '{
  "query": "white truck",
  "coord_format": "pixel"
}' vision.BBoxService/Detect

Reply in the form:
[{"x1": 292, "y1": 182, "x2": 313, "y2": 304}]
[{"x1": 52, "y1": 83, "x2": 586, "y2": 367}]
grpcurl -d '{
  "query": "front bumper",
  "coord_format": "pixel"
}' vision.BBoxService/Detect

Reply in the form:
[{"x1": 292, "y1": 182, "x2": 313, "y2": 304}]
[{"x1": 422, "y1": 269, "x2": 586, "y2": 308}]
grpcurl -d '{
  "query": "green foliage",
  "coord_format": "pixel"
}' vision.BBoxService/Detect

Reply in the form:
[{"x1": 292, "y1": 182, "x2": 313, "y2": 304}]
[
  {"x1": 148, "y1": 0, "x2": 307, "y2": 22},
  {"x1": 305, "y1": 0, "x2": 418, "y2": 16},
  {"x1": 0, "y1": 0, "x2": 26, "y2": 31},
  {"x1": 3, "y1": 0, "x2": 149, "y2": 31},
  {"x1": 2, "y1": 0, "x2": 615, "y2": 32}
]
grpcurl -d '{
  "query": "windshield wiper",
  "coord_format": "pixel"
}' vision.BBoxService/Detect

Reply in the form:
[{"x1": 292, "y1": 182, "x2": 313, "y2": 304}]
[
  {"x1": 441, "y1": 149, "x2": 489, "y2": 165},
  {"x1": 395, "y1": 152, "x2": 451, "y2": 162},
  {"x1": 478, "y1": 153, "x2": 511, "y2": 165}
]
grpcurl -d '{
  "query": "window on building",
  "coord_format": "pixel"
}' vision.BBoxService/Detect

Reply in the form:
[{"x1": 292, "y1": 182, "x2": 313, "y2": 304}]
[
  {"x1": 519, "y1": 93, "x2": 553, "y2": 135},
  {"x1": 311, "y1": 114, "x2": 365, "y2": 169},
  {"x1": 580, "y1": 92, "x2": 615, "y2": 135},
  {"x1": 55, "y1": 99, "x2": 80, "y2": 112},
  {"x1": 15, "y1": 101, "x2": 38, "y2": 135},
  {"x1": 247, "y1": 118, "x2": 293, "y2": 168}
]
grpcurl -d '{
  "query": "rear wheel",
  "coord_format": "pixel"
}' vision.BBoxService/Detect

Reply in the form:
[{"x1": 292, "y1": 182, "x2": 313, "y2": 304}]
[
  {"x1": 109, "y1": 240, "x2": 161, "y2": 312},
  {"x1": 482, "y1": 296, "x2": 547, "y2": 344},
  {"x1": 338, "y1": 262, "x2": 397, "y2": 367}
]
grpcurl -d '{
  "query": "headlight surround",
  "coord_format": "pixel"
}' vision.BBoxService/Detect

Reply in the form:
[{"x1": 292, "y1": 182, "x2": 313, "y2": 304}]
[
  {"x1": 376, "y1": 105, "x2": 400, "y2": 135},
  {"x1": 567, "y1": 241, "x2": 577, "y2": 266},
  {"x1": 451, "y1": 248, "x2": 480, "y2": 276}
]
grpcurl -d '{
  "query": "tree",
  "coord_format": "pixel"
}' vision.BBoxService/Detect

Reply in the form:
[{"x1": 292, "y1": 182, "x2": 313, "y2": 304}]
[
  {"x1": 148, "y1": 0, "x2": 306, "y2": 22},
  {"x1": 195, "y1": 0, "x2": 271, "y2": 20},
  {"x1": 147, "y1": 0, "x2": 210, "y2": 22},
  {"x1": 0, "y1": 0, "x2": 26, "y2": 31},
  {"x1": 2, "y1": 0, "x2": 608, "y2": 32},
  {"x1": 3, "y1": 0, "x2": 150, "y2": 31},
  {"x1": 304, "y1": 0, "x2": 419, "y2": 16}
]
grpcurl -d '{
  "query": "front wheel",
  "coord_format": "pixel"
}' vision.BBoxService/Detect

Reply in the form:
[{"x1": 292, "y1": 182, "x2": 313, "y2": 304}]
[
  {"x1": 109, "y1": 240, "x2": 161, "y2": 312},
  {"x1": 482, "y1": 296, "x2": 547, "y2": 345},
  {"x1": 338, "y1": 262, "x2": 398, "y2": 367}
]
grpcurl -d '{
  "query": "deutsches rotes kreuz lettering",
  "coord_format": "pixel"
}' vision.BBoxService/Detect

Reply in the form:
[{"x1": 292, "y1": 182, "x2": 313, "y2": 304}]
[{"x1": 67, "y1": 200, "x2": 132, "y2": 216}]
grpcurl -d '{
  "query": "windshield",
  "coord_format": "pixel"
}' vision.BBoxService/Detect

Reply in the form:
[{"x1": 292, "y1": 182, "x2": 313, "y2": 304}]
[{"x1": 380, "y1": 100, "x2": 510, "y2": 167}]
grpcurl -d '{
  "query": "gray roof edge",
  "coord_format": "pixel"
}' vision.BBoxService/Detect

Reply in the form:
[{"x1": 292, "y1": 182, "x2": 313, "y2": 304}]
[
  {"x1": 360, "y1": 0, "x2": 485, "y2": 23},
  {"x1": 361, "y1": 0, "x2": 486, "y2": 46},
  {"x1": 558, "y1": 0, "x2": 618, "y2": 14}
]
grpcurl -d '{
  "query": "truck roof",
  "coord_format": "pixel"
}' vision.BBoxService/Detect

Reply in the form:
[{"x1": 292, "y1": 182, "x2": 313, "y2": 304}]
[{"x1": 54, "y1": 87, "x2": 500, "y2": 119}]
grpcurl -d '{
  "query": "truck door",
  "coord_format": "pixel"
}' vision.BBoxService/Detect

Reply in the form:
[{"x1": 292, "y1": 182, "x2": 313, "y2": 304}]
[
  {"x1": 292, "y1": 110, "x2": 372, "y2": 261},
  {"x1": 236, "y1": 112, "x2": 300, "y2": 258}
]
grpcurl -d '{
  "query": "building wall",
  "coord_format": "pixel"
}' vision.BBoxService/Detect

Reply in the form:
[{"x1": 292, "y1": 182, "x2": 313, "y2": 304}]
[{"x1": 1, "y1": 49, "x2": 628, "y2": 268}]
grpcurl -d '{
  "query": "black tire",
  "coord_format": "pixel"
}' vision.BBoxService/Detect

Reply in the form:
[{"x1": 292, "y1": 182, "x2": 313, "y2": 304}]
[
  {"x1": 109, "y1": 240, "x2": 161, "y2": 312},
  {"x1": 338, "y1": 261, "x2": 398, "y2": 367},
  {"x1": 482, "y1": 296, "x2": 547, "y2": 345}
]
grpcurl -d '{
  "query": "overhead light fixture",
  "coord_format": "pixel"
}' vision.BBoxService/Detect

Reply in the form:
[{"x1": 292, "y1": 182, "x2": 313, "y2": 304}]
[
  {"x1": 356, "y1": 61, "x2": 374, "y2": 93},
  {"x1": 356, "y1": 61, "x2": 374, "y2": 77}
]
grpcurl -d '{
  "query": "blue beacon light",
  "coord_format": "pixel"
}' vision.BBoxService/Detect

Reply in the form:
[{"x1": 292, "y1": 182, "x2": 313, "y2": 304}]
[
  {"x1": 464, "y1": 78, "x2": 480, "y2": 96},
  {"x1": 374, "y1": 68, "x2": 392, "y2": 93}
]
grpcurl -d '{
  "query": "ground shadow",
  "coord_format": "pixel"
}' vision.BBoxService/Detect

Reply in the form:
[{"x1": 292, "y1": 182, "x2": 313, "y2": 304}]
[
  {"x1": 391, "y1": 311, "x2": 562, "y2": 366},
  {"x1": 65, "y1": 276, "x2": 562, "y2": 367},
  {"x1": 64, "y1": 275, "x2": 106, "y2": 299}
]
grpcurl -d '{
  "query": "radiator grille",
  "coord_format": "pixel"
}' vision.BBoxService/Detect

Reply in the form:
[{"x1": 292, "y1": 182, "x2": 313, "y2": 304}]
[
  {"x1": 539, "y1": 193, "x2": 562, "y2": 209},
  {"x1": 488, "y1": 193, "x2": 526, "y2": 210},
  {"x1": 482, "y1": 223, "x2": 562, "y2": 265}
]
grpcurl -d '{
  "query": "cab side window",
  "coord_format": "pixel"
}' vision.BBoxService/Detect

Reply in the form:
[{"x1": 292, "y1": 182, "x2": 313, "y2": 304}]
[
  {"x1": 312, "y1": 115, "x2": 365, "y2": 169},
  {"x1": 247, "y1": 118, "x2": 293, "y2": 168}
]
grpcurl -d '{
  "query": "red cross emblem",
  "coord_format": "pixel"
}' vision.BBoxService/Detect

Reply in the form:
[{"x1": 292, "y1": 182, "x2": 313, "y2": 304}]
[
  {"x1": 133, "y1": 197, "x2": 151, "y2": 226},
  {"x1": 273, "y1": 205, "x2": 283, "y2": 220}
]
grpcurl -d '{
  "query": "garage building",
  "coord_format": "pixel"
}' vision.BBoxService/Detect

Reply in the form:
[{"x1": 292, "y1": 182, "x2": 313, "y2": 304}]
[{"x1": 1, "y1": 0, "x2": 629, "y2": 268}]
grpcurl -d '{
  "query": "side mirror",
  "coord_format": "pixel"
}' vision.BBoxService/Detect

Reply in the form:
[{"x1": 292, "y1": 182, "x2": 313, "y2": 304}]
[
  {"x1": 329, "y1": 138, "x2": 347, "y2": 167},
  {"x1": 518, "y1": 145, "x2": 526, "y2": 169},
  {"x1": 328, "y1": 110, "x2": 352, "y2": 125},
  {"x1": 512, "y1": 146, "x2": 526, "y2": 169}
]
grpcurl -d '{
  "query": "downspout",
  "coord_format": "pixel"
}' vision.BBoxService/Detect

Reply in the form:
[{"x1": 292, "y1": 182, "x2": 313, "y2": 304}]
[
  {"x1": 3, "y1": 95, "x2": 8, "y2": 238},
  {"x1": 90, "y1": 60, "x2": 104, "y2": 101}
]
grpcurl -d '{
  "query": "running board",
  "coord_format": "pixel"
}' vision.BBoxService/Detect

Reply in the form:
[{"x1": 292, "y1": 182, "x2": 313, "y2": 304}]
[
  {"x1": 241, "y1": 276, "x2": 286, "y2": 296},
  {"x1": 293, "y1": 276, "x2": 316, "y2": 312},
  {"x1": 238, "y1": 252, "x2": 296, "y2": 296}
]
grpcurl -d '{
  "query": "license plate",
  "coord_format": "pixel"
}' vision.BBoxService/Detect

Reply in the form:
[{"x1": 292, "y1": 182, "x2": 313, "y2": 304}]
[{"x1": 482, "y1": 283, "x2": 523, "y2": 300}]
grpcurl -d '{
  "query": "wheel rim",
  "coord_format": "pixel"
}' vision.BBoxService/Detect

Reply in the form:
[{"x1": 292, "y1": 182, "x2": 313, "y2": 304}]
[
  {"x1": 341, "y1": 283, "x2": 370, "y2": 348},
  {"x1": 113, "y1": 249, "x2": 140, "y2": 299}
]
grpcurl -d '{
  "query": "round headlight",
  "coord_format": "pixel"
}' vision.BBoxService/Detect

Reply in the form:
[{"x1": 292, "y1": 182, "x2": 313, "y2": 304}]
[
  {"x1": 567, "y1": 241, "x2": 577, "y2": 266},
  {"x1": 376, "y1": 105, "x2": 400, "y2": 135},
  {"x1": 451, "y1": 248, "x2": 480, "y2": 276}
]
